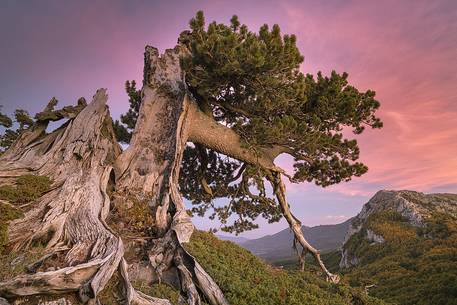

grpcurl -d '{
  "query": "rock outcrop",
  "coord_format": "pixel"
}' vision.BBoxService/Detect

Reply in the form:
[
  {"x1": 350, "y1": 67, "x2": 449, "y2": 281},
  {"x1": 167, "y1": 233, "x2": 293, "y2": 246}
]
[{"x1": 340, "y1": 190, "x2": 457, "y2": 268}]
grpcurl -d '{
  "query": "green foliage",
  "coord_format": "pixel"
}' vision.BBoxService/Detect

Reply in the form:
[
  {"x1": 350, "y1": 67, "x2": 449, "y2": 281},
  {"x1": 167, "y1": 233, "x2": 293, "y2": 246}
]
[
  {"x1": 0, "y1": 203, "x2": 23, "y2": 252},
  {"x1": 117, "y1": 11, "x2": 382, "y2": 234},
  {"x1": 180, "y1": 10, "x2": 381, "y2": 180},
  {"x1": 0, "y1": 108, "x2": 13, "y2": 128},
  {"x1": 185, "y1": 231, "x2": 388, "y2": 305},
  {"x1": 107, "y1": 196, "x2": 155, "y2": 237},
  {"x1": 0, "y1": 244, "x2": 45, "y2": 281},
  {"x1": 133, "y1": 281, "x2": 180, "y2": 305},
  {"x1": 113, "y1": 80, "x2": 142, "y2": 144},
  {"x1": 0, "y1": 107, "x2": 34, "y2": 152},
  {"x1": 272, "y1": 250, "x2": 342, "y2": 273},
  {"x1": 321, "y1": 251, "x2": 344, "y2": 273},
  {"x1": 0, "y1": 174, "x2": 52, "y2": 252},
  {"x1": 14, "y1": 109, "x2": 34, "y2": 130},
  {"x1": 96, "y1": 274, "x2": 183, "y2": 305},
  {"x1": 179, "y1": 147, "x2": 283, "y2": 234},
  {"x1": 344, "y1": 210, "x2": 457, "y2": 305},
  {"x1": 0, "y1": 175, "x2": 52, "y2": 204},
  {"x1": 178, "y1": 12, "x2": 382, "y2": 233}
]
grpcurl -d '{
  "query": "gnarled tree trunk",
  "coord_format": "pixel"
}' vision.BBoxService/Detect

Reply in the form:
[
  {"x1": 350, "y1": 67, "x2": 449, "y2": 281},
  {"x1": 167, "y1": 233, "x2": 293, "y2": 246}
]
[
  {"x1": 0, "y1": 47, "x2": 227, "y2": 305},
  {"x1": 0, "y1": 89, "x2": 133, "y2": 304},
  {"x1": 0, "y1": 44, "x2": 338, "y2": 305},
  {"x1": 114, "y1": 46, "x2": 227, "y2": 305}
]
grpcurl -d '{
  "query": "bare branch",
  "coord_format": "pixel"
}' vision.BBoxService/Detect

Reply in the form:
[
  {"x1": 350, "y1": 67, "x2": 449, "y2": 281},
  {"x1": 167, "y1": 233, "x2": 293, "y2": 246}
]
[{"x1": 267, "y1": 170, "x2": 340, "y2": 283}]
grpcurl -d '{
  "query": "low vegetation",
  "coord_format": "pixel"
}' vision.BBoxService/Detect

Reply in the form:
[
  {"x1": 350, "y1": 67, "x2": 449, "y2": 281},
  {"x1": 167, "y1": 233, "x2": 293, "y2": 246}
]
[
  {"x1": 0, "y1": 174, "x2": 52, "y2": 205},
  {"x1": 0, "y1": 203, "x2": 23, "y2": 253},
  {"x1": 272, "y1": 250, "x2": 342, "y2": 273},
  {"x1": 0, "y1": 174, "x2": 52, "y2": 252},
  {"x1": 2, "y1": 174, "x2": 454, "y2": 305},
  {"x1": 343, "y1": 208, "x2": 457, "y2": 305},
  {"x1": 0, "y1": 174, "x2": 388, "y2": 305},
  {"x1": 95, "y1": 229, "x2": 387, "y2": 305},
  {"x1": 184, "y1": 231, "x2": 387, "y2": 305},
  {"x1": 0, "y1": 175, "x2": 52, "y2": 284}
]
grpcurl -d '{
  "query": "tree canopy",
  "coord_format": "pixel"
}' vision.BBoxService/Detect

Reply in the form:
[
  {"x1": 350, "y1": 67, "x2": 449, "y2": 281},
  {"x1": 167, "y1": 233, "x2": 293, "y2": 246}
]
[
  {"x1": 0, "y1": 108, "x2": 34, "y2": 153},
  {"x1": 114, "y1": 11, "x2": 382, "y2": 234}
]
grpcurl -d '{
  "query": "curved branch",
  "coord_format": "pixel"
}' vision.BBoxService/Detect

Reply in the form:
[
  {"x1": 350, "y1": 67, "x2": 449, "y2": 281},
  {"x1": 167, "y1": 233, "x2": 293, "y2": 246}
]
[
  {"x1": 267, "y1": 171, "x2": 340, "y2": 283},
  {"x1": 188, "y1": 104, "x2": 339, "y2": 282}
]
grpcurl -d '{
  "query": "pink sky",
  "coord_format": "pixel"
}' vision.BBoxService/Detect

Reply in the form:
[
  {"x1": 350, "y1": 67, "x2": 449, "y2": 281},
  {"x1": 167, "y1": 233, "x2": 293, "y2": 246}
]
[{"x1": 1, "y1": 0, "x2": 456, "y2": 237}]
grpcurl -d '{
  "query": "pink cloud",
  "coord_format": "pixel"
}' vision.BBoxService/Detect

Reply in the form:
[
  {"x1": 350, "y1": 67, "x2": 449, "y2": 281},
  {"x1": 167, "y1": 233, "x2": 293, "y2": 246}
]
[{"x1": 272, "y1": 0, "x2": 457, "y2": 196}]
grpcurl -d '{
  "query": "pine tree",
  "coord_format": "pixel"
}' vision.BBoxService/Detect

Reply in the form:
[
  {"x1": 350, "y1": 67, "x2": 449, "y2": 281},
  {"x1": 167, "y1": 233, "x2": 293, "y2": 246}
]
[
  {"x1": 0, "y1": 11, "x2": 383, "y2": 304},
  {"x1": 116, "y1": 11, "x2": 382, "y2": 235}
]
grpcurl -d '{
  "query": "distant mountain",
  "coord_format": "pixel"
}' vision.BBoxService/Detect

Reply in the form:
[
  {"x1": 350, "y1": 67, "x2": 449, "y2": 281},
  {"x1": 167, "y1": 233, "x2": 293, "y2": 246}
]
[
  {"x1": 341, "y1": 190, "x2": 457, "y2": 305},
  {"x1": 216, "y1": 235, "x2": 250, "y2": 244},
  {"x1": 241, "y1": 219, "x2": 352, "y2": 261}
]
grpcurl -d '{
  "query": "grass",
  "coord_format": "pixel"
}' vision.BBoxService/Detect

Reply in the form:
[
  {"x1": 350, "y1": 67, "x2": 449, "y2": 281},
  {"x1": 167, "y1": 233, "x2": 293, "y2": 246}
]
[
  {"x1": 0, "y1": 174, "x2": 52, "y2": 204},
  {"x1": 0, "y1": 174, "x2": 53, "y2": 281},
  {"x1": 184, "y1": 231, "x2": 388, "y2": 305},
  {"x1": 343, "y1": 210, "x2": 457, "y2": 305}
]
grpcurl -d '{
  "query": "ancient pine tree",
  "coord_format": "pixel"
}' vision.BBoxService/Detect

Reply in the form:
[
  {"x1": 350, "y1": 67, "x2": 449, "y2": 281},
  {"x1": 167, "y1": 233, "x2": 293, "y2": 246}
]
[{"x1": 0, "y1": 12, "x2": 382, "y2": 305}]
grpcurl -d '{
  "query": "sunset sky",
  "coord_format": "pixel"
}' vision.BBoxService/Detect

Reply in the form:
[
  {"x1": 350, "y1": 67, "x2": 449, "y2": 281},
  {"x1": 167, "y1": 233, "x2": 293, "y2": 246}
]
[{"x1": 1, "y1": 0, "x2": 456, "y2": 238}]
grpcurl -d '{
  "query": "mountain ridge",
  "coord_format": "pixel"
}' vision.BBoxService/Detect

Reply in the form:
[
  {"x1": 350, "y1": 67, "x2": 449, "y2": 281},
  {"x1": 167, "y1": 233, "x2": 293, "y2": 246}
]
[
  {"x1": 215, "y1": 189, "x2": 457, "y2": 305},
  {"x1": 340, "y1": 189, "x2": 457, "y2": 305},
  {"x1": 240, "y1": 219, "x2": 352, "y2": 260},
  {"x1": 340, "y1": 189, "x2": 457, "y2": 268}
]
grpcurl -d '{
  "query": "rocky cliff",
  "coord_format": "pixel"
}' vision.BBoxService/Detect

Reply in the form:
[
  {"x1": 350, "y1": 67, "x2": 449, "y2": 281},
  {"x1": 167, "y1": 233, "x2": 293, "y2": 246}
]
[
  {"x1": 340, "y1": 190, "x2": 457, "y2": 268},
  {"x1": 339, "y1": 190, "x2": 457, "y2": 305}
]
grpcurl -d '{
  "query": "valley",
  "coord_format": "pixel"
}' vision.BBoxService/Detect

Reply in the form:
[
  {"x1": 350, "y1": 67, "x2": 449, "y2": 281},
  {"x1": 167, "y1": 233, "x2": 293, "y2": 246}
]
[{"x1": 220, "y1": 190, "x2": 457, "y2": 305}]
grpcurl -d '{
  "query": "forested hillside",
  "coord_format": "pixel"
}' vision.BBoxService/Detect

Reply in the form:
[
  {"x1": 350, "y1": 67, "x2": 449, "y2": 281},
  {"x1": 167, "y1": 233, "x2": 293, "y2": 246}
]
[{"x1": 340, "y1": 191, "x2": 457, "y2": 305}]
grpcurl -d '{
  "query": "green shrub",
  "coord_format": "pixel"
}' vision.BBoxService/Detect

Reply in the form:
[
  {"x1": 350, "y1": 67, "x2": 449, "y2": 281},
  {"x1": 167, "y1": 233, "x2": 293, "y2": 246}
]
[
  {"x1": 134, "y1": 281, "x2": 181, "y2": 305},
  {"x1": 0, "y1": 203, "x2": 23, "y2": 252},
  {"x1": 185, "y1": 231, "x2": 388, "y2": 305},
  {"x1": 0, "y1": 174, "x2": 51, "y2": 252},
  {"x1": 0, "y1": 174, "x2": 52, "y2": 204}
]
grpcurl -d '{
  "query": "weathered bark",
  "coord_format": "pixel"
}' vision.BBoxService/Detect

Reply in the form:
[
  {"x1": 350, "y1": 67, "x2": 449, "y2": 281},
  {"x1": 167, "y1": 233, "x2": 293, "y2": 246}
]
[
  {"x1": 115, "y1": 46, "x2": 228, "y2": 305},
  {"x1": 0, "y1": 90, "x2": 170, "y2": 305},
  {"x1": 0, "y1": 46, "x2": 228, "y2": 305},
  {"x1": 0, "y1": 43, "x2": 338, "y2": 305}
]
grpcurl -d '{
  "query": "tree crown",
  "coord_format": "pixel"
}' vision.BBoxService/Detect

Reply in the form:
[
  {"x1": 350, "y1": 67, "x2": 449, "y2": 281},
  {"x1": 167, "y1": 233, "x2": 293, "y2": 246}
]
[
  {"x1": 117, "y1": 11, "x2": 383, "y2": 233},
  {"x1": 0, "y1": 108, "x2": 34, "y2": 153}
]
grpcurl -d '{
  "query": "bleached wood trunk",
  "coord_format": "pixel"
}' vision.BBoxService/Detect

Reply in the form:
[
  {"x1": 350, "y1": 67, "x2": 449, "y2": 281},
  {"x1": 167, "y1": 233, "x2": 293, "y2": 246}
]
[
  {"x1": 0, "y1": 43, "x2": 339, "y2": 305},
  {"x1": 0, "y1": 47, "x2": 227, "y2": 305},
  {"x1": 0, "y1": 89, "x2": 133, "y2": 304},
  {"x1": 115, "y1": 46, "x2": 227, "y2": 305}
]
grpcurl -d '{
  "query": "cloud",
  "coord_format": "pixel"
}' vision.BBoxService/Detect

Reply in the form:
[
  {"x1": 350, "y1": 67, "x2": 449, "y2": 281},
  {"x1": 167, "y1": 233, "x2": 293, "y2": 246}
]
[
  {"x1": 277, "y1": 0, "x2": 457, "y2": 197},
  {"x1": 324, "y1": 215, "x2": 349, "y2": 221}
]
